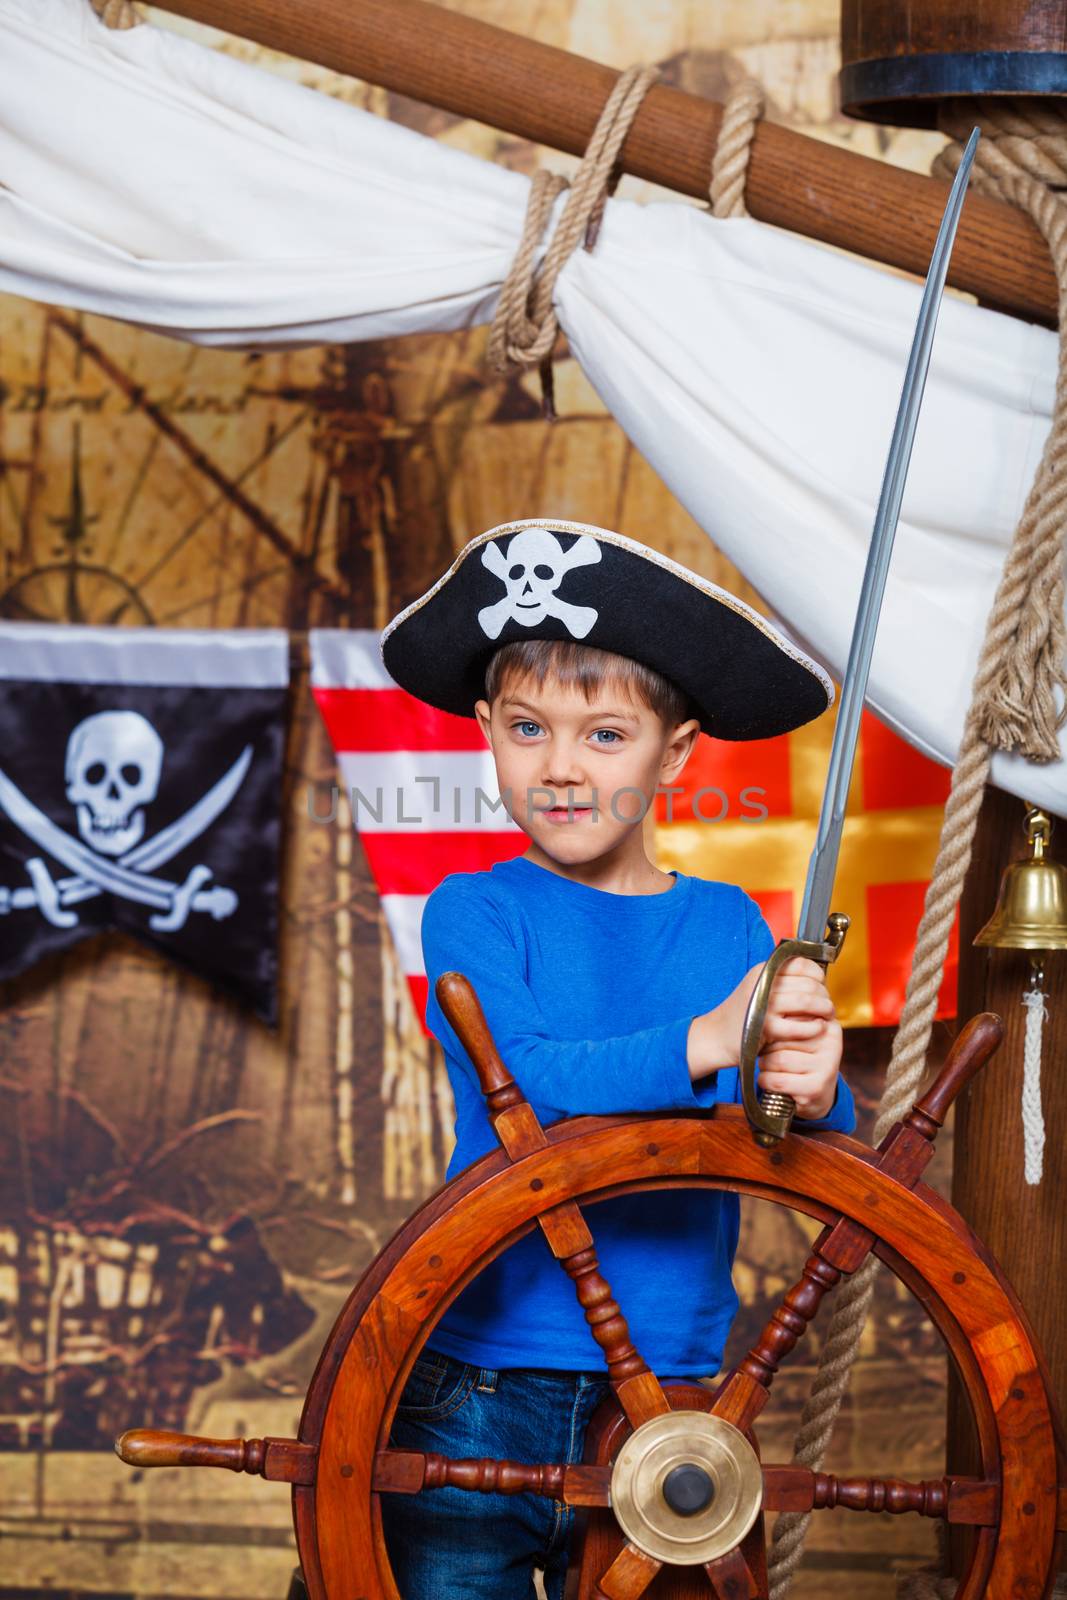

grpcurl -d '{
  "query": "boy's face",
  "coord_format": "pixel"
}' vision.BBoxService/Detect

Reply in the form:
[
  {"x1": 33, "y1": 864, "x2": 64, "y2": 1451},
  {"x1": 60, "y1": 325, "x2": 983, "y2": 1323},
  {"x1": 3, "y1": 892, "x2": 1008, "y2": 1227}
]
[{"x1": 474, "y1": 672, "x2": 699, "y2": 872}]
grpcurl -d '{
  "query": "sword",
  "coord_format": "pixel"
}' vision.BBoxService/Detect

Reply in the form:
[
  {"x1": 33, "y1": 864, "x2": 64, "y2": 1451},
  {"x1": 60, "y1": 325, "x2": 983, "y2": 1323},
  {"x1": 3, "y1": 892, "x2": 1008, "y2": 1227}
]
[{"x1": 739, "y1": 127, "x2": 980, "y2": 1147}]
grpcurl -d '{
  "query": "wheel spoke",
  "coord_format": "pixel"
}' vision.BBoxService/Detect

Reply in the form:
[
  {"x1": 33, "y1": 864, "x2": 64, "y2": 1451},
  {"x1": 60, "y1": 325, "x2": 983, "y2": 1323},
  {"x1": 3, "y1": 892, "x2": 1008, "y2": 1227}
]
[
  {"x1": 434, "y1": 974, "x2": 670, "y2": 1428},
  {"x1": 712, "y1": 1242, "x2": 845, "y2": 1431},
  {"x1": 703, "y1": 1547, "x2": 760, "y2": 1598},
  {"x1": 761, "y1": 1465, "x2": 999, "y2": 1524},
  {"x1": 593, "y1": 1541, "x2": 662, "y2": 1599},
  {"x1": 543, "y1": 1204, "x2": 670, "y2": 1426},
  {"x1": 372, "y1": 1449, "x2": 610, "y2": 1505}
]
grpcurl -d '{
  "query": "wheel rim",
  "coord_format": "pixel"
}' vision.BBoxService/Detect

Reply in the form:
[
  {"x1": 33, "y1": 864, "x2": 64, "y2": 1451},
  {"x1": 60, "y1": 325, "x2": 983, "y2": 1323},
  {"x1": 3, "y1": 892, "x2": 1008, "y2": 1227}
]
[{"x1": 297, "y1": 1110, "x2": 1057, "y2": 1600}]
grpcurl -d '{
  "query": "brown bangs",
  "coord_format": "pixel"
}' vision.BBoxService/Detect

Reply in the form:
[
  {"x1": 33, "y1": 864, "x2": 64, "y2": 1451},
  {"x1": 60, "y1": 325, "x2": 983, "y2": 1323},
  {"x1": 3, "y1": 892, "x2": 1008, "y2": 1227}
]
[{"x1": 484, "y1": 639, "x2": 693, "y2": 728}]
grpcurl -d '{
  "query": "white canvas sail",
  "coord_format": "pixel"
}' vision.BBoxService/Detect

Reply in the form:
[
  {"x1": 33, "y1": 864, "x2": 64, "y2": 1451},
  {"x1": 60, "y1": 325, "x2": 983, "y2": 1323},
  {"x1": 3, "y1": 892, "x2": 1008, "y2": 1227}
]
[{"x1": 1, "y1": 0, "x2": 1063, "y2": 813}]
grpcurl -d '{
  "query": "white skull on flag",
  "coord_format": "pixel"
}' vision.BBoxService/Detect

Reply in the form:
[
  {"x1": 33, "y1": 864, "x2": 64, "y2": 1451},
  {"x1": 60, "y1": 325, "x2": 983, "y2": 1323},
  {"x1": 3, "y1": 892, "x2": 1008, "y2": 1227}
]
[{"x1": 65, "y1": 710, "x2": 164, "y2": 857}]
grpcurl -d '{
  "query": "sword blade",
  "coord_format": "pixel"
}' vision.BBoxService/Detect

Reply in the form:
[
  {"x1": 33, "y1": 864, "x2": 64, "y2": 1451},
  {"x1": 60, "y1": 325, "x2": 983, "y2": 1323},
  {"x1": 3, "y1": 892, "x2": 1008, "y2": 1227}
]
[{"x1": 797, "y1": 127, "x2": 979, "y2": 942}]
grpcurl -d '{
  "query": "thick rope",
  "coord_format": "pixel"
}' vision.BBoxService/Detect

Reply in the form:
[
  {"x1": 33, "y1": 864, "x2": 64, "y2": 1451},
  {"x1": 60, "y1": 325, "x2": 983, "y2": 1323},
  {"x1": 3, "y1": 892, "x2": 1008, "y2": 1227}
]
[
  {"x1": 88, "y1": 0, "x2": 143, "y2": 26},
  {"x1": 895, "y1": 1526, "x2": 962, "y2": 1600},
  {"x1": 898, "y1": 1518, "x2": 1067, "y2": 1599},
  {"x1": 898, "y1": 1573, "x2": 958, "y2": 1600},
  {"x1": 767, "y1": 726, "x2": 993, "y2": 1596},
  {"x1": 934, "y1": 102, "x2": 1067, "y2": 761},
  {"x1": 487, "y1": 65, "x2": 659, "y2": 411},
  {"x1": 701, "y1": 97, "x2": 1067, "y2": 1597},
  {"x1": 903, "y1": 1565, "x2": 1067, "y2": 1599},
  {"x1": 486, "y1": 171, "x2": 569, "y2": 380},
  {"x1": 709, "y1": 80, "x2": 765, "y2": 220}
]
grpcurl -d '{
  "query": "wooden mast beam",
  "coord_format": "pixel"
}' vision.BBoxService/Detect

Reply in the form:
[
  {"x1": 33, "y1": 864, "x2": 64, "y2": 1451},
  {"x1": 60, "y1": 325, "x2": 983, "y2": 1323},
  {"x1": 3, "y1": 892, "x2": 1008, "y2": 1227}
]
[{"x1": 148, "y1": 0, "x2": 1059, "y2": 326}]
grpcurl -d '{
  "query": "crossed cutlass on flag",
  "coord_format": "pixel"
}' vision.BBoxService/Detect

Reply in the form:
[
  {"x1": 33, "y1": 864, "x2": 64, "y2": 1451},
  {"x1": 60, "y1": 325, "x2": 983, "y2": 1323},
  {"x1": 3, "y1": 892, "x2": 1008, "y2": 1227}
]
[{"x1": 0, "y1": 744, "x2": 251, "y2": 934}]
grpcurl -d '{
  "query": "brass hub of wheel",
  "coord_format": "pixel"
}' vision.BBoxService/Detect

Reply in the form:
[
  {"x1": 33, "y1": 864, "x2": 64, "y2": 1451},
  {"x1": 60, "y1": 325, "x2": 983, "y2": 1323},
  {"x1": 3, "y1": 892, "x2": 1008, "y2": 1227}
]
[{"x1": 609, "y1": 1411, "x2": 763, "y2": 1565}]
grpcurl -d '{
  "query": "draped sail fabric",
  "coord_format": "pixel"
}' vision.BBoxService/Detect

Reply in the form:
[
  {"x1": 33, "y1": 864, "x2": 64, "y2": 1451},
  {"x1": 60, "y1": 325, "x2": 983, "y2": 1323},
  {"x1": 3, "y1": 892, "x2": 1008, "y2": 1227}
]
[
  {"x1": 310, "y1": 630, "x2": 956, "y2": 1029},
  {"x1": 0, "y1": 624, "x2": 288, "y2": 1023},
  {"x1": 2, "y1": 0, "x2": 1065, "y2": 818}
]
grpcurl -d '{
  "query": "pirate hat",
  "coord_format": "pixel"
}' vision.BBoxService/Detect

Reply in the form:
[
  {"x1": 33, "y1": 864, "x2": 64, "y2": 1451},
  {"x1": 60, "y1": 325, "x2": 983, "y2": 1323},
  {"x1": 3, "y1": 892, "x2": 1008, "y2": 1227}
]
[{"x1": 380, "y1": 519, "x2": 833, "y2": 740}]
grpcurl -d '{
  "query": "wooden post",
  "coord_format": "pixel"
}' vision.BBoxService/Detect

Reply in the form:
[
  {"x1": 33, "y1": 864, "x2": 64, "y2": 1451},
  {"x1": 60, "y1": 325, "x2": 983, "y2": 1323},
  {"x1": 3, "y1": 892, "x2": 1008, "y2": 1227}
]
[
  {"x1": 147, "y1": 0, "x2": 1059, "y2": 324},
  {"x1": 949, "y1": 782, "x2": 1067, "y2": 1577},
  {"x1": 841, "y1": 0, "x2": 1067, "y2": 125}
]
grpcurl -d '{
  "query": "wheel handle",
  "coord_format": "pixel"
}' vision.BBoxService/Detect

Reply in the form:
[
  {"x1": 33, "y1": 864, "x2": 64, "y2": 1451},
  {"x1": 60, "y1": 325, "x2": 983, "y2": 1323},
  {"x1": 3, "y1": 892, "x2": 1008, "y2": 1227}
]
[{"x1": 739, "y1": 913, "x2": 850, "y2": 1147}]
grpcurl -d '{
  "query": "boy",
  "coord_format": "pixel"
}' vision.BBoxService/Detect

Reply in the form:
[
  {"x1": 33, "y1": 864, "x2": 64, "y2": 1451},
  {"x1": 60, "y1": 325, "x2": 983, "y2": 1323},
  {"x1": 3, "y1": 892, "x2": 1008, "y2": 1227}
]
[{"x1": 377, "y1": 519, "x2": 854, "y2": 1599}]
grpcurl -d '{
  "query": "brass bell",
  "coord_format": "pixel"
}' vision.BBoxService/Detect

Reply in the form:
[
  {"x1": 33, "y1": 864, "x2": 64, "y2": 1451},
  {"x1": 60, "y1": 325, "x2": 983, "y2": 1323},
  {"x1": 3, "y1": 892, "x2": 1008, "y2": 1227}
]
[{"x1": 974, "y1": 806, "x2": 1067, "y2": 952}]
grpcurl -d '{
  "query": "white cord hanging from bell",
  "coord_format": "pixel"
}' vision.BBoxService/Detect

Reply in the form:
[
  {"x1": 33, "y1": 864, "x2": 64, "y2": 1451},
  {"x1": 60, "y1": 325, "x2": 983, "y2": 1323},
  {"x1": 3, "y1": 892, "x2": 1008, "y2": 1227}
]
[
  {"x1": 973, "y1": 805, "x2": 1067, "y2": 1188},
  {"x1": 1020, "y1": 961, "x2": 1047, "y2": 1185}
]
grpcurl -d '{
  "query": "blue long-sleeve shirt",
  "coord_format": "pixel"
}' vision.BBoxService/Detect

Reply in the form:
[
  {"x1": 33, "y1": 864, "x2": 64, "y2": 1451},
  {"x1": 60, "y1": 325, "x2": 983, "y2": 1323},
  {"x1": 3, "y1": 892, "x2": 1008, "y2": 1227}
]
[{"x1": 421, "y1": 854, "x2": 855, "y2": 1375}]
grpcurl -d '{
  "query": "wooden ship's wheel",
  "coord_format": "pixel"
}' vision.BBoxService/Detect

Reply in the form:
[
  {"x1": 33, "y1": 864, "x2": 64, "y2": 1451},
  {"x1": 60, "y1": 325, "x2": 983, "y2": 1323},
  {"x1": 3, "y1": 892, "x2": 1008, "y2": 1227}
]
[{"x1": 116, "y1": 977, "x2": 1066, "y2": 1598}]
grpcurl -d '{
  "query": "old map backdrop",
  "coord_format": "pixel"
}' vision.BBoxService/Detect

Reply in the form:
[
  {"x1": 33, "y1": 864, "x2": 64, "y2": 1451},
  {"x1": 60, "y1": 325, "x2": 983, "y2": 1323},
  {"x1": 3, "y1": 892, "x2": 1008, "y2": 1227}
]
[{"x1": 0, "y1": 4, "x2": 956, "y2": 1597}]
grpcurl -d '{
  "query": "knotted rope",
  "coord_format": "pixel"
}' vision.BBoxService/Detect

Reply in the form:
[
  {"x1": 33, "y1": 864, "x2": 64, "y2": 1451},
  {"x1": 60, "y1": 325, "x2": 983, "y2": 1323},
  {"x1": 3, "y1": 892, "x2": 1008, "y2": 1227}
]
[
  {"x1": 487, "y1": 65, "x2": 659, "y2": 416},
  {"x1": 88, "y1": 0, "x2": 142, "y2": 26},
  {"x1": 935, "y1": 102, "x2": 1067, "y2": 762},
  {"x1": 902, "y1": 1555, "x2": 1067, "y2": 1598},
  {"x1": 709, "y1": 86, "x2": 1067, "y2": 1598},
  {"x1": 709, "y1": 79, "x2": 764, "y2": 219},
  {"x1": 898, "y1": 1510, "x2": 1067, "y2": 1599}
]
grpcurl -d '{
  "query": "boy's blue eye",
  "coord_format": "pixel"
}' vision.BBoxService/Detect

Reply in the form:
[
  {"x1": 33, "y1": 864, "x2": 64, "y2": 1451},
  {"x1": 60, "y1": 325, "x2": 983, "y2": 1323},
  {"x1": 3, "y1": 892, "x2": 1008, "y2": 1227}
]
[{"x1": 510, "y1": 721, "x2": 621, "y2": 743}]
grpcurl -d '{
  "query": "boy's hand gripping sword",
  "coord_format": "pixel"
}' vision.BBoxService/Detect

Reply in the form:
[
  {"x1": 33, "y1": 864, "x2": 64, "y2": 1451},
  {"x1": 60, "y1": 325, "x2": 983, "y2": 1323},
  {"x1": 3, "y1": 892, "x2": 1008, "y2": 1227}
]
[{"x1": 739, "y1": 128, "x2": 979, "y2": 1147}]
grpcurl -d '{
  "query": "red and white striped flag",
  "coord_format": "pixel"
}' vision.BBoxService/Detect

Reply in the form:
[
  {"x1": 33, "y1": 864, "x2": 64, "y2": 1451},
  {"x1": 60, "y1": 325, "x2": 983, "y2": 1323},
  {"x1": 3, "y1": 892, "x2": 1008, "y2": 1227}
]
[
  {"x1": 311, "y1": 630, "x2": 956, "y2": 1032},
  {"x1": 310, "y1": 630, "x2": 525, "y2": 1023}
]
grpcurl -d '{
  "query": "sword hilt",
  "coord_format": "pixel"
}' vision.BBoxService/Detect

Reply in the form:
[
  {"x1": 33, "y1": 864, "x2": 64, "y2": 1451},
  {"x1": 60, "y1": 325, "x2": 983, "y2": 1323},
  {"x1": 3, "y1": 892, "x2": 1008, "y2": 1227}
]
[{"x1": 739, "y1": 913, "x2": 849, "y2": 1147}]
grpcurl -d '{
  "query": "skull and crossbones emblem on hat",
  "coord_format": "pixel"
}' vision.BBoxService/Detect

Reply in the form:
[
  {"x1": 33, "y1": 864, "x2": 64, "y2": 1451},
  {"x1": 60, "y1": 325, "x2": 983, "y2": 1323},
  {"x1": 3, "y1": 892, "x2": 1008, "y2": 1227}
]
[
  {"x1": 380, "y1": 517, "x2": 834, "y2": 740},
  {"x1": 477, "y1": 528, "x2": 601, "y2": 640}
]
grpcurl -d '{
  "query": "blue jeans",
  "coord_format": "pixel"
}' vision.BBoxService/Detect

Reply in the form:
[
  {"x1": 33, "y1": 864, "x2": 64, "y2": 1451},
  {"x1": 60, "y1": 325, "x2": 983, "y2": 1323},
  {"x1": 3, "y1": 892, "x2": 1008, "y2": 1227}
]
[{"x1": 379, "y1": 1347, "x2": 613, "y2": 1599}]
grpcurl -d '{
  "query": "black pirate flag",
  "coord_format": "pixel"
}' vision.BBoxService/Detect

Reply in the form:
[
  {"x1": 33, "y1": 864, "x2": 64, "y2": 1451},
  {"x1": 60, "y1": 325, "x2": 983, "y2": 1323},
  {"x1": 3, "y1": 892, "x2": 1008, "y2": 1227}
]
[{"x1": 0, "y1": 624, "x2": 288, "y2": 1024}]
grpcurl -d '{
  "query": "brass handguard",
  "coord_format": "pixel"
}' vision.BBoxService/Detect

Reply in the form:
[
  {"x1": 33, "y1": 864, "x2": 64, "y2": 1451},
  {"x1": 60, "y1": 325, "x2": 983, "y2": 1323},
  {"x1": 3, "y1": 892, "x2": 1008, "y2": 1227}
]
[{"x1": 739, "y1": 913, "x2": 850, "y2": 1146}]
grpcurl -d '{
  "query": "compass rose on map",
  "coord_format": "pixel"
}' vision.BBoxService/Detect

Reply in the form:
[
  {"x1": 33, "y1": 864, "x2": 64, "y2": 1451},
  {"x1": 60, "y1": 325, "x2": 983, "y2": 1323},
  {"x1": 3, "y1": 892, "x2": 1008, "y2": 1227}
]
[{"x1": 0, "y1": 306, "x2": 331, "y2": 629}]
